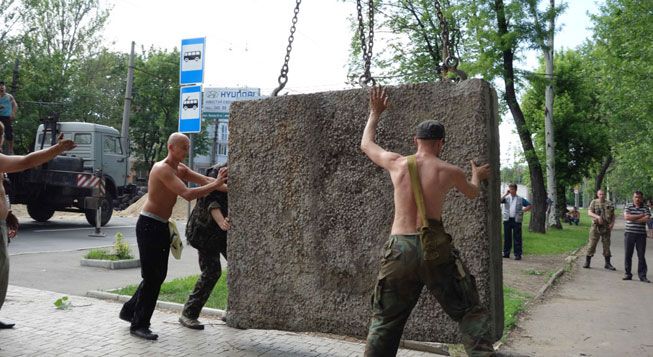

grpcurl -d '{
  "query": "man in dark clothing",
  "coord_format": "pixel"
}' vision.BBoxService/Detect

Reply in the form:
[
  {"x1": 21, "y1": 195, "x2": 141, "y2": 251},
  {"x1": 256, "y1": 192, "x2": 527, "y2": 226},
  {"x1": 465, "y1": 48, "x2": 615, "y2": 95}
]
[
  {"x1": 623, "y1": 191, "x2": 650, "y2": 282},
  {"x1": 179, "y1": 164, "x2": 230, "y2": 330}
]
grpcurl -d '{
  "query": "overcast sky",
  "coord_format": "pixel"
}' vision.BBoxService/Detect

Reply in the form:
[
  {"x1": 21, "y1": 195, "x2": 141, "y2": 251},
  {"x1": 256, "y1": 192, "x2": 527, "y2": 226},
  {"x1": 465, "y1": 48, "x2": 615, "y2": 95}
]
[{"x1": 102, "y1": 0, "x2": 602, "y2": 165}]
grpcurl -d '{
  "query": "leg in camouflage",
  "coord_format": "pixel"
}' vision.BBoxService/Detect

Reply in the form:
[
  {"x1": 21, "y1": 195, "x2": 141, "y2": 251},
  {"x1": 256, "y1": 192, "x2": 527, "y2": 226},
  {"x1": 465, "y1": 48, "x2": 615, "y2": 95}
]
[
  {"x1": 365, "y1": 236, "x2": 423, "y2": 357},
  {"x1": 423, "y1": 250, "x2": 495, "y2": 357},
  {"x1": 181, "y1": 250, "x2": 222, "y2": 319},
  {"x1": 586, "y1": 226, "x2": 601, "y2": 257},
  {"x1": 600, "y1": 230, "x2": 612, "y2": 257}
]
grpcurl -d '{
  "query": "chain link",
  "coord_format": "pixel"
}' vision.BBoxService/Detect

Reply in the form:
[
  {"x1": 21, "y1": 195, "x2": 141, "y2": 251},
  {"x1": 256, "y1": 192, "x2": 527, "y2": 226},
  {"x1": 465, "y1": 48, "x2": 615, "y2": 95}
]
[
  {"x1": 356, "y1": 0, "x2": 376, "y2": 87},
  {"x1": 433, "y1": 0, "x2": 466, "y2": 80},
  {"x1": 272, "y1": 0, "x2": 301, "y2": 96}
]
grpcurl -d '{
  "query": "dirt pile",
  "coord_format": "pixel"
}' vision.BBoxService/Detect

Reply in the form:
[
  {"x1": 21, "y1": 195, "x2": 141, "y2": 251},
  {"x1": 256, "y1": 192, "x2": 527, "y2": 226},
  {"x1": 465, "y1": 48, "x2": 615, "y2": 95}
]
[{"x1": 115, "y1": 193, "x2": 194, "y2": 221}]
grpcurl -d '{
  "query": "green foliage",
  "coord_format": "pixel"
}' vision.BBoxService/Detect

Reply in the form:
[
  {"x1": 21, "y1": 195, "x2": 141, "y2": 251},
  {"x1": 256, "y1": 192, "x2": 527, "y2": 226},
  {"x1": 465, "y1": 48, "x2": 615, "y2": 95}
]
[
  {"x1": 588, "y1": 0, "x2": 653, "y2": 197},
  {"x1": 113, "y1": 232, "x2": 132, "y2": 260},
  {"x1": 84, "y1": 232, "x2": 133, "y2": 260},
  {"x1": 53, "y1": 296, "x2": 71, "y2": 310},
  {"x1": 503, "y1": 286, "x2": 530, "y2": 333},
  {"x1": 520, "y1": 210, "x2": 588, "y2": 255},
  {"x1": 111, "y1": 273, "x2": 228, "y2": 310}
]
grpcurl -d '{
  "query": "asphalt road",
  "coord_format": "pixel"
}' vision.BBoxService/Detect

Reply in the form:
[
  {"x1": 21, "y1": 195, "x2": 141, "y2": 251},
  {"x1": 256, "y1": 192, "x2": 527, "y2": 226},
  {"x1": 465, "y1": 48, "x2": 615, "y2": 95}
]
[{"x1": 8, "y1": 215, "x2": 223, "y2": 296}]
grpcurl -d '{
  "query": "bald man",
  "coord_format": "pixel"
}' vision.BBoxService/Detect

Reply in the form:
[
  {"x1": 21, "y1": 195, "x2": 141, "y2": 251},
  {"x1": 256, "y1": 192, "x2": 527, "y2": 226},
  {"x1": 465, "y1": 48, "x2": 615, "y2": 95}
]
[{"x1": 120, "y1": 133, "x2": 227, "y2": 340}]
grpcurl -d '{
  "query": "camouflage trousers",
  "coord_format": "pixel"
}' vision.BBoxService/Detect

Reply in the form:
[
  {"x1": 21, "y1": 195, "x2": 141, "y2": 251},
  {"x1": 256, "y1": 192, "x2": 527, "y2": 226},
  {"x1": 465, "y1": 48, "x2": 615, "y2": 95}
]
[
  {"x1": 587, "y1": 225, "x2": 611, "y2": 257},
  {"x1": 181, "y1": 242, "x2": 227, "y2": 319},
  {"x1": 365, "y1": 233, "x2": 495, "y2": 357}
]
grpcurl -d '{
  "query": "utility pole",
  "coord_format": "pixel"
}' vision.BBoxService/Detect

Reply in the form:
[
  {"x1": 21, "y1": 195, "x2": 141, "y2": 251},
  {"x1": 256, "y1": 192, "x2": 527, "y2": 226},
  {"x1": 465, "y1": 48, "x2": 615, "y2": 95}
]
[
  {"x1": 121, "y1": 41, "x2": 136, "y2": 157},
  {"x1": 544, "y1": 0, "x2": 560, "y2": 228}
]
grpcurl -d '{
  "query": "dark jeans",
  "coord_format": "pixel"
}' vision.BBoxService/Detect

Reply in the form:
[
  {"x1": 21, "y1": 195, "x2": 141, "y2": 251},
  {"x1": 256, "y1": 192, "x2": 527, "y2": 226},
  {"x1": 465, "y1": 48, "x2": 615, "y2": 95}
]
[
  {"x1": 624, "y1": 232, "x2": 647, "y2": 280},
  {"x1": 182, "y1": 239, "x2": 227, "y2": 319},
  {"x1": 120, "y1": 215, "x2": 170, "y2": 330},
  {"x1": 503, "y1": 218, "x2": 523, "y2": 257}
]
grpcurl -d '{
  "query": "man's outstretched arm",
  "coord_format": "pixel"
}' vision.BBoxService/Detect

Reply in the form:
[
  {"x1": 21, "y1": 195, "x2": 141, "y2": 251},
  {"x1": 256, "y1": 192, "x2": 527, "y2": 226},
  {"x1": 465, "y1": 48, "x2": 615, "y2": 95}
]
[
  {"x1": 452, "y1": 160, "x2": 491, "y2": 199},
  {"x1": 360, "y1": 86, "x2": 401, "y2": 169},
  {"x1": 0, "y1": 134, "x2": 75, "y2": 173}
]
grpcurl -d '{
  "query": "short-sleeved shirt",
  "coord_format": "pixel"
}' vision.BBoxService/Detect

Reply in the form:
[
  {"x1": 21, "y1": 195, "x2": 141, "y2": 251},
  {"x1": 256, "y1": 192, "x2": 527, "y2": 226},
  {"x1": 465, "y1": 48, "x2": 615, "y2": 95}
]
[
  {"x1": 0, "y1": 94, "x2": 14, "y2": 117},
  {"x1": 589, "y1": 199, "x2": 614, "y2": 228},
  {"x1": 624, "y1": 203, "x2": 650, "y2": 235},
  {"x1": 185, "y1": 190, "x2": 228, "y2": 252}
]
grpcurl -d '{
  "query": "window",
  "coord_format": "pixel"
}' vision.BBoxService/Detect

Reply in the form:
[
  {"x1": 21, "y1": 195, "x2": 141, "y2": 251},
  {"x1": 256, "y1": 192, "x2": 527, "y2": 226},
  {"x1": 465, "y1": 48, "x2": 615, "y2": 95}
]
[
  {"x1": 103, "y1": 136, "x2": 123, "y2": 154},
  {"x1": 217, "y1": 143, "x2": 228, "y2": 156},
  {"x1": 219, "y1": 123, "x2": 229, "y2": 142},
  {"x1": 74, "y1": 133, "x2": 92, "y2": 145}
]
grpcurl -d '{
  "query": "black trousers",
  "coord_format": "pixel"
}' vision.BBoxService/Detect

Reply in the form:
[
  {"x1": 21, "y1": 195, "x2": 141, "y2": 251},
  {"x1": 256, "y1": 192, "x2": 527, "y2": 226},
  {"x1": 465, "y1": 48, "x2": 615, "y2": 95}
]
[
  {"x1": 624, "y1": 232, "x2": 647, "y2": 280},
  {"x1": 503, "y1": 218, "x2": 523, "y2": 257},
  {"x1": 121, "y1": 215, "x2": 170, "y2": 330}
]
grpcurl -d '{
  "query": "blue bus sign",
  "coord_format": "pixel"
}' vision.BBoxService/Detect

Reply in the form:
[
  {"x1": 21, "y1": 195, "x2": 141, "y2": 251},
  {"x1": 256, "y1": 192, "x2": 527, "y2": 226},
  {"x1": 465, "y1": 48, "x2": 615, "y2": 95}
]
[
  {"x1": 180, "y1": 37, "x2": 205, "y2": 85},
  {"x1": 179, "y1": 85, "x2": 202, "y2": 133}
]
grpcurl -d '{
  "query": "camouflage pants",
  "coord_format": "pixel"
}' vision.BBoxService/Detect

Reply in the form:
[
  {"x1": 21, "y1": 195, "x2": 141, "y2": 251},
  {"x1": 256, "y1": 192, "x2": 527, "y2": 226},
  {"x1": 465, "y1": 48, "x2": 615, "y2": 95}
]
[
  {"x1": 365, "y1": 233, "x2": 495, "y2": 357},
  {"x1": 587, "y1": 226, "x2": 611, "y2": 257},
  {"x1": 181, "y1": 242, "x2": 227, "y2": 319}
]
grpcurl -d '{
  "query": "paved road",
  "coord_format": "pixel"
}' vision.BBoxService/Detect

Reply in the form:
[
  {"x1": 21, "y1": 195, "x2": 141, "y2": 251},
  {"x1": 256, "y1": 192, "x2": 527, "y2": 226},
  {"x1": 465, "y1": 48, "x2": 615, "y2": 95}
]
[
  {"x1": 8, "y1": 216, "x2": 225, "y2": 296},
  {"x1": 1, "y1": 286, "x2": 432, "y2": 357},
  {"x1": 502, "y1": 218, "x2": 653, "y2": 356}
]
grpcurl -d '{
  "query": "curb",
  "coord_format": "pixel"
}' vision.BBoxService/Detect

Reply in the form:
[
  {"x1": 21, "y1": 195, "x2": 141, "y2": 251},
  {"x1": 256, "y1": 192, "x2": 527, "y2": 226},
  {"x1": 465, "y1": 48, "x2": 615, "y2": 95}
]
[
  {"x1": 80, "y1": 258, "x2": 141, "y2": 269},
  {"x1": 85, "y1": 290, "x2": 225, "y2": 318},
  {"x1": 526, "y1": 246, "x2": 582, "y2": 307}
]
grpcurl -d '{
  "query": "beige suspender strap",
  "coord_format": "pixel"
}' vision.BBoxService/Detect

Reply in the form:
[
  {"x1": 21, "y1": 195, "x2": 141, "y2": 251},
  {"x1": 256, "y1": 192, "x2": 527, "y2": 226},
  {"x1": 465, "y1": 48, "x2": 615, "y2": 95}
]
[{"x1": 407, "y1": 155, "x2": 428, "y2": 229}]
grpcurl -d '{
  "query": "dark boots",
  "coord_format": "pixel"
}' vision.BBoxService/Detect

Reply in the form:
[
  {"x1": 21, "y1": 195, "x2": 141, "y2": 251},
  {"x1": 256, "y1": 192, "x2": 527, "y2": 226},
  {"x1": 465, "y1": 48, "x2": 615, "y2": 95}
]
[
  {"x1": 604, "y1": 256, "x2": 616, "y2": 271},
  {"x1": 583, "y1": 256, "x2": 591, "y2": 268}
]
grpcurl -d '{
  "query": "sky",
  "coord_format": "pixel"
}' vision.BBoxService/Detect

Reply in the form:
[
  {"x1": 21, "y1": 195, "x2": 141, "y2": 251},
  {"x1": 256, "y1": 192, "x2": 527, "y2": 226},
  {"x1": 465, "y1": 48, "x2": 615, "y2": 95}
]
[{"x1": 102, "y1": 0, "x2": 602, "y2": 166}]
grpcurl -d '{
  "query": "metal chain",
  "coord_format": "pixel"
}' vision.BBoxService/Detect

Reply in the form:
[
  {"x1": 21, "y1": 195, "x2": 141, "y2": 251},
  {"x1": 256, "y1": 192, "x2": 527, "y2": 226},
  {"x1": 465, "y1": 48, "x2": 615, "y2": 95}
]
[
  {"x1": 272, "y1": 0, "x2": 301, "y2": 96},
  {"x1": 433, "y1": 0, "x2": 466, "y2": 80},
  {"x1": 356, "y1": 0, "x2": 376, "y2": 86}
]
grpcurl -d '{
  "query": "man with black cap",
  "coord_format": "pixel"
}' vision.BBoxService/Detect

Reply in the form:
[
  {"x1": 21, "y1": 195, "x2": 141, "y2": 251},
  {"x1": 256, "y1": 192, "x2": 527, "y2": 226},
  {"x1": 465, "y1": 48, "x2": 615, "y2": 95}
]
[
  {"x1": 0, "y1": 81, "x2": 17, "y2": 154},
  {"x1": 360, "y1": 86, "x2": 495, "y2": 356}
]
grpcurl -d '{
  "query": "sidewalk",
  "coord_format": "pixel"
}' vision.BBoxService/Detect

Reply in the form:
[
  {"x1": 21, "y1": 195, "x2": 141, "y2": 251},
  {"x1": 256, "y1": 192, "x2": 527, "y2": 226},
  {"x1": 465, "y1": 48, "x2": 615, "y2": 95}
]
[
  {"x1": 501, "y1": 218, "x2": 653, "y2": 356},
  {"x1": 0, "y1": 285, "x2": 433, "y2": 356}
]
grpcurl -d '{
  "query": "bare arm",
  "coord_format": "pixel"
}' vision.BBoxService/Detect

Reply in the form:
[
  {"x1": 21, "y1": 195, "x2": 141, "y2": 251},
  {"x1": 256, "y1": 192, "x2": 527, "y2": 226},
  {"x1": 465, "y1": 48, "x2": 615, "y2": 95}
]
[
  {"x1": 0, "y1": 134, "x2": 75, "y2": 173},
  {"x1": 452, "y1": 160, "x2": 490, "y2": 199},
  {"x1": 10, "y1": 95, "x2": 17, "y2": 119},
  {"x1": 360, "y1": 86, "x2": 402, "y2": 170},
  {"x1": 177, "y1": 163, "x2": 228, "y2": 192},
  {"x1": 210, "y1": 208, "x2": 231, "y2": 231},
  {"x1": 159, "y1": 166, "x2": 227, "y2": 202}
]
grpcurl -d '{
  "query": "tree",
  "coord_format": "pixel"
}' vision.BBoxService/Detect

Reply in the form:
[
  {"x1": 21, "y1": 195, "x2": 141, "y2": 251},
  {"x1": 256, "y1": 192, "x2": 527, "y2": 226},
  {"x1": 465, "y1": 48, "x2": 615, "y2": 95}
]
[
  {"x1": 589, "y1": 0, "x2": 653, "y2": 197},
  {"x1": 521, "y1": 50, "x2": 611, "y2": 218}
]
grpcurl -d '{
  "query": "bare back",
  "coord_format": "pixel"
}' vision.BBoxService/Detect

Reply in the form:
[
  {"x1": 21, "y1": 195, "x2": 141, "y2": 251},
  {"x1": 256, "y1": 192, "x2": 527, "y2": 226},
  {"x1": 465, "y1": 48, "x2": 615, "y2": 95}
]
[
  {"x1": 0, "y1": 177, "x2": 9, "y2": 221},
  {"x1": 389, "y1": 153, "x2": 460, "y2": 234},
  {"x1": 142, "y1": 161, "x2": 181, "y2": 220}
]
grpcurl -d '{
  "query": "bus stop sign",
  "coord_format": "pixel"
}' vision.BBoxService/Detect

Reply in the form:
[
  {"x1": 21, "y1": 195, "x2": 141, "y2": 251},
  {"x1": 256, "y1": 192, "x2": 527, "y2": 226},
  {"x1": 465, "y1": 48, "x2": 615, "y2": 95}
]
[
  {"x1": 179, "y1": 85, "x2": 202, "y2": 133},
  {"x1": 180, "y1": 37, "x2": 205, "y2": 85}
]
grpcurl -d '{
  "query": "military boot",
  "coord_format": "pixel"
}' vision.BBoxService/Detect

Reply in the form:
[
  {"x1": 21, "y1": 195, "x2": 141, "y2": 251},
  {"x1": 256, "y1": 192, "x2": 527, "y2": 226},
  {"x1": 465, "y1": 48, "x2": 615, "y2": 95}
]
[
  {"x1": 583, "y1": 255, "x2": 591, "y2": 268},
  {"x1": 604, "y1": 256, "x2": 616, "y2": 271}
]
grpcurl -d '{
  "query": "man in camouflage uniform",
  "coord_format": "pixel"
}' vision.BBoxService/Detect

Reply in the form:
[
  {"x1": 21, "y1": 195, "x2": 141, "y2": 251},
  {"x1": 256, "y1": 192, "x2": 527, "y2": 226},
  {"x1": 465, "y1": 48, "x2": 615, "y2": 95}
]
[
  {"x1": 583, "y1": 189, "x2": 616, "y2": 270},
  {"x1": 361, "y1": 87, "x2": 496, "y2": 357},
  {"x1": 179, "y1": 164, "x2": 229, "y2": 330}
]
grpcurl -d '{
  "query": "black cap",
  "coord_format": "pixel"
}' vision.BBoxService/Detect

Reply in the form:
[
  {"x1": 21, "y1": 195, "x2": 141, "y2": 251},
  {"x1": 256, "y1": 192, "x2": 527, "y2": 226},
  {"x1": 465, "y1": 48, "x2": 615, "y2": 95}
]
[
  {"x1": 415, "y1": 120, "x2": 445, "y2": 140},
  {"x1": 0, "y1": 81, "x2": 4, "y2": 85}
]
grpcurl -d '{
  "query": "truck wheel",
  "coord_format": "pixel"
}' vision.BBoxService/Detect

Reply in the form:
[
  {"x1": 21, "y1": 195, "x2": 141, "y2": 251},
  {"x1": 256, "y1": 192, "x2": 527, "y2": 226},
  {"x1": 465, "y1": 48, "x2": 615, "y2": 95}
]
[
  {"x1": 85, "y1": 197, "x2": 113, "y2": 227},
  {"x1": 27, "y1": 204, "x2": 55, "y2": 222}
]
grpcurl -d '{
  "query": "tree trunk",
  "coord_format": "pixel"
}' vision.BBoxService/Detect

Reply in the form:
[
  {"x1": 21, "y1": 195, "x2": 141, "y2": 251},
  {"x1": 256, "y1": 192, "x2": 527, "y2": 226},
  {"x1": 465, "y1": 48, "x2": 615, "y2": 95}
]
[
  {"x1": 544, "y1": 0, "x2": 561, "y2": 229},
  {"x1": 594, "y1": 154, "x2": 613, "y2": 192},
  {"x1": 495, "y1": 0, "x2": 547, "y2": 233},
  {"x1": 556, "y1": 184, "x2": 567, "y2": 225}
]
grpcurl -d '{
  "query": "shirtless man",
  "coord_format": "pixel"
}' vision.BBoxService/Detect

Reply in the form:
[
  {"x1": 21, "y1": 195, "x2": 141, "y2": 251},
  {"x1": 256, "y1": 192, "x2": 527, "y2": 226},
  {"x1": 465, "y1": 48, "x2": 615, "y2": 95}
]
[
  {"x1": 120, "y1": 132, "x2": 227, "y2": 340},
  {"x1": 0, "y1": 122, "x2": 75, "y2": 328},
  {"x1": 361, "y1": 87, "x2": 495, "y2": 356}
]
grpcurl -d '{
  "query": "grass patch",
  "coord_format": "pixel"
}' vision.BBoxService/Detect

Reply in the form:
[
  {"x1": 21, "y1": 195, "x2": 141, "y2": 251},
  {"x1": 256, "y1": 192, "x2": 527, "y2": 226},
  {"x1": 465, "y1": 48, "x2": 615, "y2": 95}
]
[
  {"x1": 517, "y1": 212, "x2": 589, "y2": 255},
  {"x1": 110, "y1": 272, "x2": 228, "y2": 310},
  {"x1": 503, "y1": 286, "x2": 531, "y2": 333},
  {"x1": 84, "y1": 249, "x2": 125, "y2": 261}
]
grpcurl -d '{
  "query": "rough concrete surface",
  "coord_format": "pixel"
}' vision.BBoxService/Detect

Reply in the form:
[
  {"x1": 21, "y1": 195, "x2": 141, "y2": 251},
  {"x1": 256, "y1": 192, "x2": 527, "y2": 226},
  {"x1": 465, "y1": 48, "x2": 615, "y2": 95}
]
[{"x1": 227, "y1": 80, "x2": 502, "y2": 343}]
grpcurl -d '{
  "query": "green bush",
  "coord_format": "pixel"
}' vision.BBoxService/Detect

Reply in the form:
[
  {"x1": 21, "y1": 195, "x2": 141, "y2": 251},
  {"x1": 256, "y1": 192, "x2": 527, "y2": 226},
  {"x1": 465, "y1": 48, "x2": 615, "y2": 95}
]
[
  {"x1": 84, "y1": 248, "x2": 119, "y2": 261},
  {"x1": 113, "y1": 232, "x2": 132, "y2": 260}
]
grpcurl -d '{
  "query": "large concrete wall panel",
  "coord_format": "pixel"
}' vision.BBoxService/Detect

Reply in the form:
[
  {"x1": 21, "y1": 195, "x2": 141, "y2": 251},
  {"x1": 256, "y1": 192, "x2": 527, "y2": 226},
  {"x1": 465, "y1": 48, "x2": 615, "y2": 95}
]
[{"x1": 227, "y1": 80, "x2": 502, "y2": 343}]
